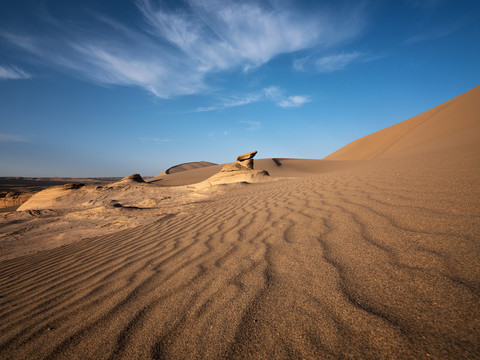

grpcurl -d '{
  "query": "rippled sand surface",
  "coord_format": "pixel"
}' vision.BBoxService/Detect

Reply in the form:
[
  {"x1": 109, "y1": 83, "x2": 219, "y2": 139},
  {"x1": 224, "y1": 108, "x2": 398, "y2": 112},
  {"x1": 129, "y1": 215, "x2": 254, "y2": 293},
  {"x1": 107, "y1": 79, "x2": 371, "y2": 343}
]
[
  {"x1": 1, "y1": 86, "x2": 479, "y2": 359},
  {"x1": 1, "y1": 142, "x2": 479, "y2": 359}
]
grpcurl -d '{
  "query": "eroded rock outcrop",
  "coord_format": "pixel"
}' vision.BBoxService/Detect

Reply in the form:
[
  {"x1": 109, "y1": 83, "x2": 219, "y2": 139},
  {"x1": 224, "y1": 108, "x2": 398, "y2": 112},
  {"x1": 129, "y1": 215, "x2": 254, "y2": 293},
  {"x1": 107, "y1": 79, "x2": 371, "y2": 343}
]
[
  {"x1": 0, "y1": 191, "x2": 32, "y2": 208},
  {"x1": 221, "y1": 150, "x2": 257, "y2": 172},
  {"x1": 194, "y1": 151, "x2": 269, "y2": 188}
]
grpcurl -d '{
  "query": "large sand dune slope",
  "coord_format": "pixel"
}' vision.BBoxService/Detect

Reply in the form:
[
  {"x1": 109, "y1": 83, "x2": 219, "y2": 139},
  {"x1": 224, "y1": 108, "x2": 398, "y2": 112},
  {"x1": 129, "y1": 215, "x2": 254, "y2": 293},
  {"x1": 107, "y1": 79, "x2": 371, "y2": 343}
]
[
  {"x1": 327, "y1": 85, "x2": 480, "y2": 160},
  {"x1": 0, "y1": 87, "x2": 479, "y2": 359}
]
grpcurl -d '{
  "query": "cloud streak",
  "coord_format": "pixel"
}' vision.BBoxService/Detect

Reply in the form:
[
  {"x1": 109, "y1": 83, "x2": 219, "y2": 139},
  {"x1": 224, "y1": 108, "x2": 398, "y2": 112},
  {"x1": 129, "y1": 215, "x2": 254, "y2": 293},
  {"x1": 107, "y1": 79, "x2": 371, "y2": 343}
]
[
  {"x1": 197, "y1": 94, "x2": 261, "y2": 112},
  {"x1": 1, "y1": 0, "x2": 365, "y2": 98},
  {"x1": 0, "y1": 65, "x2": 31, "y2": 80},
  {"x1": 264, "y1": 86, "x2": 310, "y2": 108},
  {"x1": 278, "y1": 96, "x2": 309, "y2": 108},
  {"x1": 294, "y1": 51, "x2": 364, "y2": 73},
  {"x1": 197, "y1": 85, "x2": 310, "y2": 112},
  {"x1": 315, "y1": 52, "x2": 363, "y2": 73}
]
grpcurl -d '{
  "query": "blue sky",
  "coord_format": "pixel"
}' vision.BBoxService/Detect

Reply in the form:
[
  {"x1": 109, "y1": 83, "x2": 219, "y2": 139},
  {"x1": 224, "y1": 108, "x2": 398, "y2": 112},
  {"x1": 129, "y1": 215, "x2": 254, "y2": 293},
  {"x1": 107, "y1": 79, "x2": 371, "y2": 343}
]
[{"x1": 1, "y1": 0, "x2": 479, "y2": 177}]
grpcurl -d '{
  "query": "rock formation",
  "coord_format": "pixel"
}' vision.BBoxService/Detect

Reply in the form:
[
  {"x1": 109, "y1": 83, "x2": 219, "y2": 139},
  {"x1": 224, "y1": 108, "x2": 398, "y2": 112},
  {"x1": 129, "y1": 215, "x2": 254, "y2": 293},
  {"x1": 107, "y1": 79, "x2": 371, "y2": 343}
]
[
  {"x1": 121, "y1": 174, "x2": 145, "y2": 183},
  {"x1": 221, "y1": 150, "x2": 257, "y2": 172},
  {"x1": 0, "y1": 191, "x2": 31, "y2": 208},
  {"x1": 193, "y1": 151, "x2": 269, "y2": 188},
  {"x1": 110, "y1": 174, "x2": 145, "y2": 185},
  {"x1": 108, "y1": 174, "x2": 146, "y2": 187}
]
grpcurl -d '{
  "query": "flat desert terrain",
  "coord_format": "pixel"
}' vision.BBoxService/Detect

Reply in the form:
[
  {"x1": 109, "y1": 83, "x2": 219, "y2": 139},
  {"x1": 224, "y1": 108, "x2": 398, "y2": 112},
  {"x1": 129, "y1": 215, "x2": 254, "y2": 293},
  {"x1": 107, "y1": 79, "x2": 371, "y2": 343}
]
[{"x1": 0, "y1": 86, "x2": 479, "y2": 359}]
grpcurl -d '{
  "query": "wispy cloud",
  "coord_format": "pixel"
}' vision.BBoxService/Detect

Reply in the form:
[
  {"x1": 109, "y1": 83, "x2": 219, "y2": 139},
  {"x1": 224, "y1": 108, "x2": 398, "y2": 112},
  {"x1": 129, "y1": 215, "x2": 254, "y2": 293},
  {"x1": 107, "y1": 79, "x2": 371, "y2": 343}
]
[
  {"x1": 197, "y1": 85, "x2": 309, "y2": 112},
  {"x1": 278, "y1": 96, "x2": 309, "y2": 108},
  {"x1": 294, "y1": 51, "x2": 363, "y2": 73},
  {"x1": 263, "y1": 85, "x2": 310, "y2": 108},
  {"x1": 197, "y1": 94, "x2": 261, "y2": 112},
  {"x1": 315, "y1": 52, "x2": 363, "y2": 73},
  {"x1": 0, "y1": 133, "x2": 30, "y2": 142},
  {"x1": 1, "y1": 0, "x2": 365, "y2": 98},
  {"x1": 0, "y1": 65, "x2": 31, "y2": 80},
  {"x1": 137, "y1": 0, "x2": 327, "y2": 72}
]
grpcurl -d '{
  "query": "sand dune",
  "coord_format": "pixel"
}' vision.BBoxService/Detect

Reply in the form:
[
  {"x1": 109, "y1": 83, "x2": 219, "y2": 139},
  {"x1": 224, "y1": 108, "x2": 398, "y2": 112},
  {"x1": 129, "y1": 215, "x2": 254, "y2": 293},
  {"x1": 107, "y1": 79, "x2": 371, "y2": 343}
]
[
  {"x1": 157, "y1": 161, "x2": 217, "y2": 176},
  {"x1": 0, "y1": 87, "x2": 479, "y2": 359},
  {"x1": 149, "y1": 164, "x2": 222, "y2": 186},
  {"x1": 327, "y1": 85, "x2": 480, "y2": 160}
]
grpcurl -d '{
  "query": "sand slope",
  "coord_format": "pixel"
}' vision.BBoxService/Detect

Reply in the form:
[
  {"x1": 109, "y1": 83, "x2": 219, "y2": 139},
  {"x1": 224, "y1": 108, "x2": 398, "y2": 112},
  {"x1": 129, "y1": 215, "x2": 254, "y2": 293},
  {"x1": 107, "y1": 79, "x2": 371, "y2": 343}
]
[
  {"x1": 326, "y1": 85, "x2": 480, "y2": 160},
  {"x1": 0, "y1": 87, "x2": 479, "y2": 359}
]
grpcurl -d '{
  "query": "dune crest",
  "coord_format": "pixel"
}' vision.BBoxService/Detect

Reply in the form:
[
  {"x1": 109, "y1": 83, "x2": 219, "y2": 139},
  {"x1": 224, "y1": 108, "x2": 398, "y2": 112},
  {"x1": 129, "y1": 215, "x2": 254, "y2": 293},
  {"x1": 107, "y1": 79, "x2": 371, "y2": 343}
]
[{"x1": 157, "y1": 161, "x2": 217, "y2": 176}]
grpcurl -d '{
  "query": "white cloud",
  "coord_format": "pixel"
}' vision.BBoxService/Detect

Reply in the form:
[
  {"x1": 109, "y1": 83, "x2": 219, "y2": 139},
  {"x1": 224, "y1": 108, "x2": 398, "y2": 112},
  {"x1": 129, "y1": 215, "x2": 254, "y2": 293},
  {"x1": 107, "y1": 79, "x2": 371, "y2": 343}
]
[
  {"x1": 197, "y1": 85, "x2": 309, "y2": 112},
  {"x1": 294, "y1": 51, "x2": 365, "y2": 73},
  {"x1": 315, "y1": 52, "x2": 362, "y2": 73},
  {"x1": 197, "y1": 94, "x2": 261, "y2": 112},
  {"x1": 263, "y1": 85, "x2": 283, "y2": 99},
  {"x1": 138, "y1": 0, "x2": 321, "y2": 72},
  {"x1": 264, "y1": 85, "x2": 310, "y2": 108},
  {"x1": 295, "y1": 50, "x2": 383, "y2": 73},
  {"x1": 0, "y1": 65, "x2": 31, "y2": 80},
  {"x1": 1, "y1": 0, "x2": 365, "y2": 98},
  {"x1": 278, "y1": 95, "x2": 309, "y2": 108}
]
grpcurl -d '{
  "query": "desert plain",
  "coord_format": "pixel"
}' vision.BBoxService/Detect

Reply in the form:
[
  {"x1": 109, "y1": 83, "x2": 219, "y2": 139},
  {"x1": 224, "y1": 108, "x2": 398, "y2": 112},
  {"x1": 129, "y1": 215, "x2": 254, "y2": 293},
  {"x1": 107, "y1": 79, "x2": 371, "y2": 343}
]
[{"x1": 0, "y1": 85, "x2": 479, "y2": 359}]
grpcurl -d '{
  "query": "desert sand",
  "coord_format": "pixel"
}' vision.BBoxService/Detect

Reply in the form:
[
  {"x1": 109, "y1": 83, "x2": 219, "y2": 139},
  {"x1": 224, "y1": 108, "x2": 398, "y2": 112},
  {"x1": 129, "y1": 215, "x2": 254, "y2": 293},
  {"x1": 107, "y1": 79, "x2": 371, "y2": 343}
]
[{"x1": 0, "y1": 86, "x2": 479, "y2": 359}]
